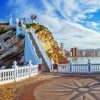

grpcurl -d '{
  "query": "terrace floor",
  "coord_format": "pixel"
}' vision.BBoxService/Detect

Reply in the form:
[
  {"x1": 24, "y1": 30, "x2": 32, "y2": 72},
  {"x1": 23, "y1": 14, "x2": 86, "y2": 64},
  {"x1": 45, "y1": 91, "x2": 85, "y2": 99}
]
[{"x1": 0, "y1": 73, "x2": 100, "y2": 100}]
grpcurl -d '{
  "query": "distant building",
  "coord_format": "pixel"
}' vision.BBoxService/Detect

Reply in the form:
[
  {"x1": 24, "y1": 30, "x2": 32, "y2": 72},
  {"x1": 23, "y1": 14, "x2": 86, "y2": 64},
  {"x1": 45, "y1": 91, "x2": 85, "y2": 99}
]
[
  {"x1": 60, "y1": 43, "x2": 65, "y2": 56},
  {"x1": 60, "y1": 43, "x2": 64, "y2": 50},
  {"x1": 78, "y1": 49, "x2": 100, "y2": 57},
  {"x1": 71, "y1": 47, "x2": 78, "y2": 57},
  {"x1": 65, "y1": 50, "x2": 70, "y2": 57}
]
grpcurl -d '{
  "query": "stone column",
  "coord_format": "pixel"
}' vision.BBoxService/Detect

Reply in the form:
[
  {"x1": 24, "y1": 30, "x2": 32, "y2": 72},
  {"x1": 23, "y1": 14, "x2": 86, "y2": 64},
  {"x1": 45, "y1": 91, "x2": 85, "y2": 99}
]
[{"x1": 12, "y1": 61, "x2": 18, "y2": 82}]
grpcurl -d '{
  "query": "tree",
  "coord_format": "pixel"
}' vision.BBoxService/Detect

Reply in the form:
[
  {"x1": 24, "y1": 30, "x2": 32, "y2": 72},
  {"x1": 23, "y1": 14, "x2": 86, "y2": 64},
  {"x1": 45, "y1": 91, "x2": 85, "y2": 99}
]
[{"x1": 31, "y1": 14, "x2": 37, "y2": 21}]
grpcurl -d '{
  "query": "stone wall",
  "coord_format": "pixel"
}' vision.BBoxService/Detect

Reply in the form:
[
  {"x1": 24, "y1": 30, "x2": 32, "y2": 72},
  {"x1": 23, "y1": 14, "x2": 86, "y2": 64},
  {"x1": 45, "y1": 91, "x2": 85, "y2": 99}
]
[{"x1": 0, "y1": 25, "x2": 24, "y2": 68}]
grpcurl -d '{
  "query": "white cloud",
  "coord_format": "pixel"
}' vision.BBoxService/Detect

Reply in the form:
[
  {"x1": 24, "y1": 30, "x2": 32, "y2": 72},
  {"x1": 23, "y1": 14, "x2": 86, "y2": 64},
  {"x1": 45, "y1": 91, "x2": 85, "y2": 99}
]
[
  {"x1": 37, "y1": 14, "x2": 100, "y2": 50},
  {"x1": 8, "y1": 0, "x2": 100, "y2": 22},
  {"x1": 7, "y1": 0, "x2": 100, "y2": 50},
  {"x1": 87, "y1": 22, "x2": 99, "y2": 27},
  {"x1": 42, "y1": 0, "x2": 55, "y2": 15},
  {"x1": 44, "y1": 0, "x2": 100, "y2": 22},
  {"x1": 51, "y1": 19, "x2": 100, "y2": 50}
]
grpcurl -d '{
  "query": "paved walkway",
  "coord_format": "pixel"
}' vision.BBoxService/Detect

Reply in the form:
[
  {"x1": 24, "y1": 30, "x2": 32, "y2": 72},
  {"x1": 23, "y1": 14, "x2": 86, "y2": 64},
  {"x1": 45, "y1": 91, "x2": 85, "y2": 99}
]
[
  {"x1": 0, "y1": 74, "x2": 57, "y2": 100},
  {"x1": 0, "y1": 73, "x2": 100, "y2": 100},
  {"x1": 15, "y1": 73, "x2": 100, "y2": 100}
]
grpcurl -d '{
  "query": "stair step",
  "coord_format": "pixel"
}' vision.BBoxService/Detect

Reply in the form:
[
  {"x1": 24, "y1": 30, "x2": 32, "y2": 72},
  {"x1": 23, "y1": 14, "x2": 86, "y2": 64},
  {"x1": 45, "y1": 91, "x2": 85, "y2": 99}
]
[{"x1": 29, "y1": 32, "x2": 50, "y2": 71}]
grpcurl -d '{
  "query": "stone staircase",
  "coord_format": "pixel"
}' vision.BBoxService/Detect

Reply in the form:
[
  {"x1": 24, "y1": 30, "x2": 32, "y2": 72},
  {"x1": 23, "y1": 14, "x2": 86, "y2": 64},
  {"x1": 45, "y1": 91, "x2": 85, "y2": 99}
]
[
  {"x1": 31, "y1": 23, "x2": 68, "y2": 64},
  {"x1": 29, "y1": 32, "x2": 50, "y2": 71}
]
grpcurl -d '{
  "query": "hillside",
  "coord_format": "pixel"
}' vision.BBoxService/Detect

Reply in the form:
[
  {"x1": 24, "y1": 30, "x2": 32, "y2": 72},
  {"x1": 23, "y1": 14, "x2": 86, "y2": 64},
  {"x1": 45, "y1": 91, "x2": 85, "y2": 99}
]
[
  {"x1": 0, "y1": 24, "x2": 24, "y2": 68},
  {"x1": 0, "y1": 22, "x2": 68, "y2": 69},
  {"x1": 26, "y1": 23, "x2": 68, "y2": 64}
]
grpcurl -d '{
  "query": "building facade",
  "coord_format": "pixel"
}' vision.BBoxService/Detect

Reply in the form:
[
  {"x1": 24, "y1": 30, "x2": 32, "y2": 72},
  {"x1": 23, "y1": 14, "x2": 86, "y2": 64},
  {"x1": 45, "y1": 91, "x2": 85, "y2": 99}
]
[{"x1": 71, "y1": 47, "x2": 78, "y2": 57}]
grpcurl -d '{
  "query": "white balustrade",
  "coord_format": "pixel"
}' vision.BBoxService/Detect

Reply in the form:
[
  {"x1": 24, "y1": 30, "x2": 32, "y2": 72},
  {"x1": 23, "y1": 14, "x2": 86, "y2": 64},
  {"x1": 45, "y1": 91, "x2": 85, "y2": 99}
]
[
  {"x1": 71, "y1": 64, "x2": 89, "y2": 72},
  {"x1": 31, "y1": 65, "x2": 39, "y2": 75},
  {"x1": 52, "y1": 59, "x2": 100, "y2": 74},
  {"x1": 0, "y1": 69, "x2": 14, "y2": 84},
  {"x1": 90, "y1": 64, "x2": 100, "y2": 72},
  {"x1": 30, "y1": 28, "x2": 52, "y2": 71},
  {"x1": 57, "y1": 64, "x2": 68, "y2": 73},
  {"x1": 0, "y1": 60, "x2": 39, "y2": 84}
]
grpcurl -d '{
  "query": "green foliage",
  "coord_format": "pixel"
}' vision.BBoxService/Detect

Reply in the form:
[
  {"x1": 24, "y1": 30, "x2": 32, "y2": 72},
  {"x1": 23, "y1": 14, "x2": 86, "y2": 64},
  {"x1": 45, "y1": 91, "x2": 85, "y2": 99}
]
[
  {"x1": 26, "y1": 24, "x2": 32, "y2": 29},
  {"x1": 46, "y1": 51, "x2": 52, "y2": 58},
  {"x1": 35, "y1": 25, "x2": 44, "y2": 33},
  {"x1": 32, "y1": 23, "x2": 36, "y2": 25}
]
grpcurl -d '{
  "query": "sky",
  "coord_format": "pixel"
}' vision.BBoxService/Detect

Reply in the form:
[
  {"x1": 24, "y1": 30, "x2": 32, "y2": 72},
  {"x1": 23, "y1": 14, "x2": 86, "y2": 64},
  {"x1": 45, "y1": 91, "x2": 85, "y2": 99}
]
[{"x1": 0, "y1": 0, "x2": 100, "y2": 50}]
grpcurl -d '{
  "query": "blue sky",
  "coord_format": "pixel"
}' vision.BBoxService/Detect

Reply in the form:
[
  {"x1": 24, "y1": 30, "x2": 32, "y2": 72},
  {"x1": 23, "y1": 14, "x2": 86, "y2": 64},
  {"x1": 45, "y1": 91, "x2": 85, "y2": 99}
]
[{"x1": 1, "y1": 0, "x2": 100, "y2": 50}]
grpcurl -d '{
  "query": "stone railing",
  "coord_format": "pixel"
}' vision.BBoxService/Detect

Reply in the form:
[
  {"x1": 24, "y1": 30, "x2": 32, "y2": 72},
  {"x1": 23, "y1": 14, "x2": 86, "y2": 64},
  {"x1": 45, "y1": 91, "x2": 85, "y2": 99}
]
[
  {"x1": 52, "y1": 59, "x2": 100, "y2": 74},
  {"x1": 0, "y1": 60, "x2": 39, "y2": 84},
  {"x1": 30, "y1": 28, "x2": 52, "y2": 71}
]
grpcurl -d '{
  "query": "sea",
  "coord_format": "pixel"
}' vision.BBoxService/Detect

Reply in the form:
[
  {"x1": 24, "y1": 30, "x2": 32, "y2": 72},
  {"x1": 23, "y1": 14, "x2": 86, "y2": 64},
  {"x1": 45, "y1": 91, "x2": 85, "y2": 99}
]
[{"x1": 68, "y1": 57, "x2": 100, "y2": 64}]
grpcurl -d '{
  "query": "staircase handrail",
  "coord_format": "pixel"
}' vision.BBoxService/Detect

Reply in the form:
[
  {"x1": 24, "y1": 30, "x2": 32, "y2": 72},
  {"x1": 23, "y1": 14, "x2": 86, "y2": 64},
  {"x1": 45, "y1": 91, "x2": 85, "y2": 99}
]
[{"x1": 30, "y1": 28, "x2": 52, "y2": 70}]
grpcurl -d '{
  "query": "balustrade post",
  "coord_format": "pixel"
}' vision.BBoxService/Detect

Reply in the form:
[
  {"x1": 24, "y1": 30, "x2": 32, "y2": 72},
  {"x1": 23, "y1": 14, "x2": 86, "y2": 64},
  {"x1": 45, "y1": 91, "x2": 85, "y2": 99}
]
[
  {"x1": 88, "y1": 59, "x2": 91, "y2": 72},
  {"x1": 69, "y1": 61, "x2": 72, "y2": 72},
  {"x1": 28, "y1": 60, "x2": 32, "y2": 77},
  {"x1": 12, "y1": 61, "x2": 18, "y2": 82},
  {"x1": 39, "y1": 58, "x2": 42, "y2": 73},
  {"x1": 51, "y1": 58, "x2": 54, "y2": 72}
]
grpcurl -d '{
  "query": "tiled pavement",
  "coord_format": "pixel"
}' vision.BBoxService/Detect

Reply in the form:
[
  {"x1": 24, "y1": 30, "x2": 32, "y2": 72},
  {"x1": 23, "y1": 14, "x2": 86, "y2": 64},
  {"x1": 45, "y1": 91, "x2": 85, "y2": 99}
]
[
  {"x1": 0, "y1": 73, "x2": 100, "y2": 100},
  {"x1": 34, "y1": 74, "x2": 100, "y2": 100},
  {"x1": 0, "y1": 74, "x2": 58, "y2": 100}
]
